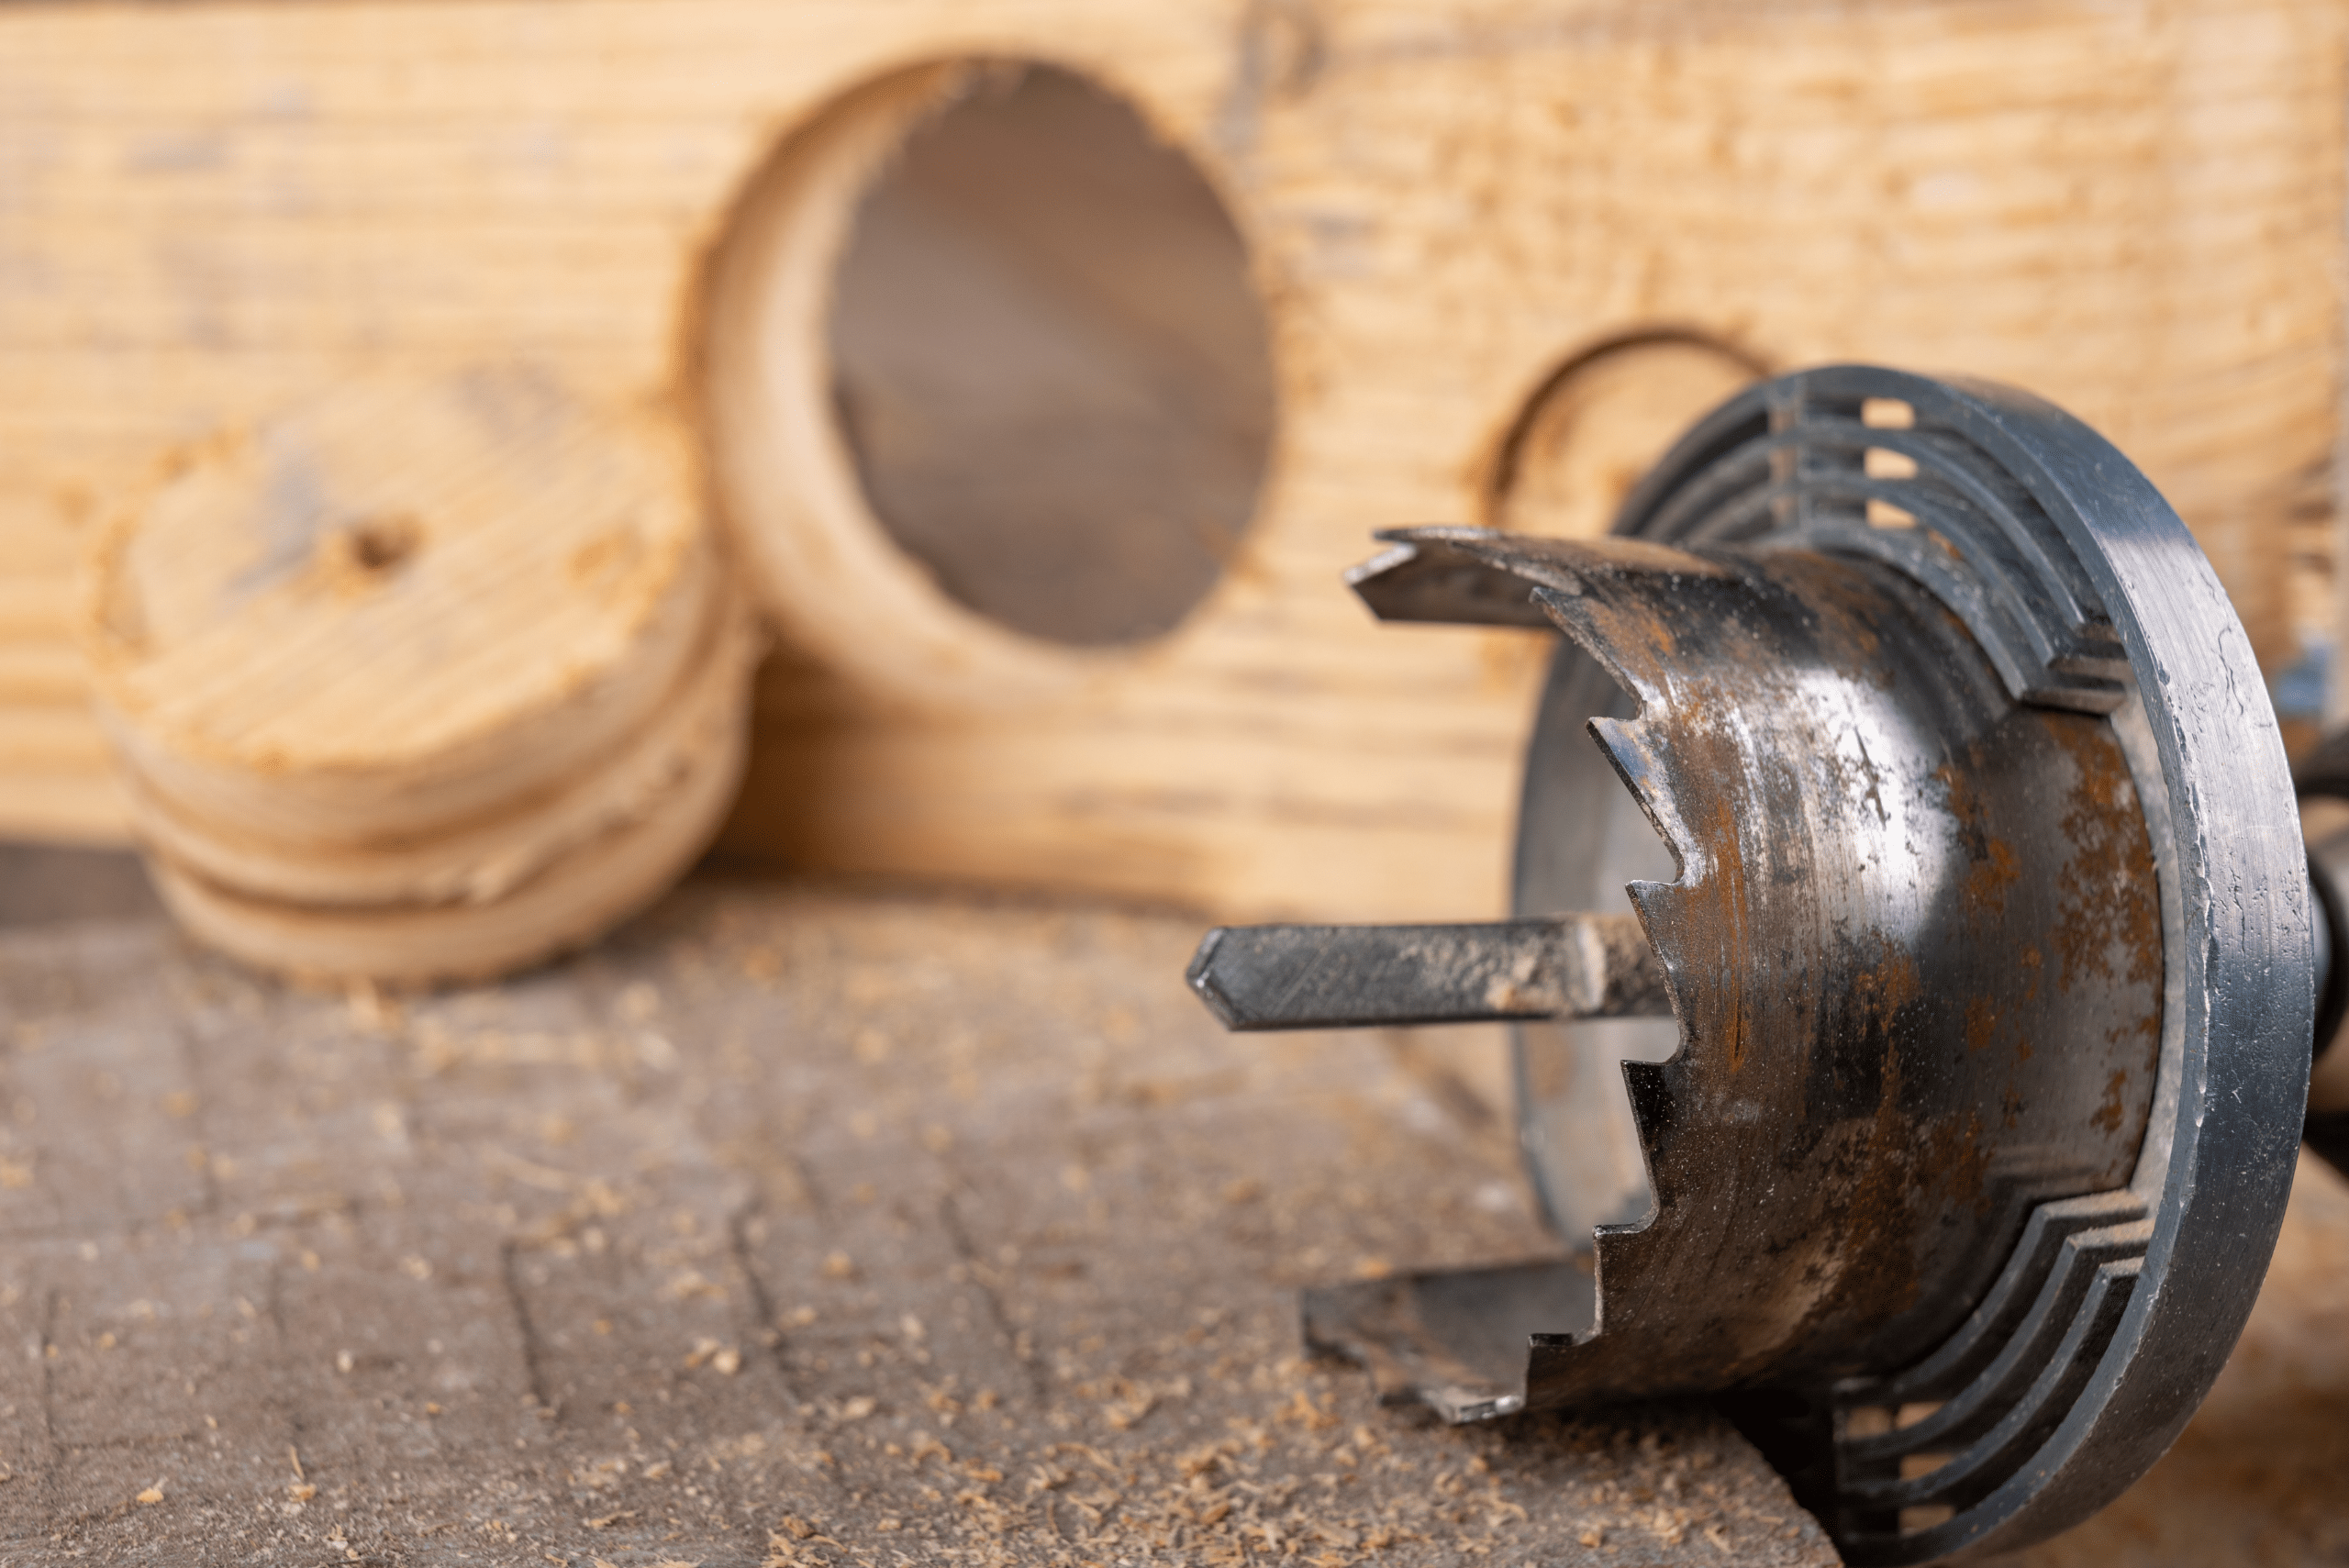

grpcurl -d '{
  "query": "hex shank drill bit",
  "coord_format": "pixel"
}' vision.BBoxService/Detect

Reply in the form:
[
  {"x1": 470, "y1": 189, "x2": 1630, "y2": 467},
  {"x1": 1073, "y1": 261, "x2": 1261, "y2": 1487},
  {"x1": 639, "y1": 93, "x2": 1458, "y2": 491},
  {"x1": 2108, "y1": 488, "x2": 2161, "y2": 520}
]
[{"x1": 1186, "y1": 913, "x2": 1670, "y2": 1030}]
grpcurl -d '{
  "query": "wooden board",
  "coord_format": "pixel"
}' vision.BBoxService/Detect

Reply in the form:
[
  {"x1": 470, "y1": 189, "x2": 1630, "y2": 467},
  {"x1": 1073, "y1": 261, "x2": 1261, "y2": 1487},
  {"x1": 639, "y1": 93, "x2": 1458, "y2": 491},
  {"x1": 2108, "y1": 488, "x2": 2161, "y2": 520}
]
[
  {"x1": 1, "y1": 0, "x2": 2342, "y2": 922},
  {"x1": 0, "y1": 875, "x2": 2345, "y2": 1562},
  {"x1": 0, "y1": 878, "x2": 1842, "y2": 1565}
]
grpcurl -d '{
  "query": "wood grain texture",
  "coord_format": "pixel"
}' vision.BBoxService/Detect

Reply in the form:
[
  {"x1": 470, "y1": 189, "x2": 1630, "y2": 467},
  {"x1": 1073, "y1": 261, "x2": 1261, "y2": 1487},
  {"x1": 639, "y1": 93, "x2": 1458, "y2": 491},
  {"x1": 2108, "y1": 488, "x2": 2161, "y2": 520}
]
[
  {"x1": 79, "y1": 373, "x2": 756, "y2": 982},
  {"x1": 0, "y1": 881, "x2": 2342, "y2": 1562},
  {"x1": 1, "y1": 0, "x2": 2341, "y2": 922},
  {"x1": 85, "y1": 372, "x2": 711, "y2": 825},
  {"x1": 142, "y1": 653, "x2": 750, "y2": 985},
  {"x1": 0, "y1": 882, "x2": 1842, "y2": 1565}
]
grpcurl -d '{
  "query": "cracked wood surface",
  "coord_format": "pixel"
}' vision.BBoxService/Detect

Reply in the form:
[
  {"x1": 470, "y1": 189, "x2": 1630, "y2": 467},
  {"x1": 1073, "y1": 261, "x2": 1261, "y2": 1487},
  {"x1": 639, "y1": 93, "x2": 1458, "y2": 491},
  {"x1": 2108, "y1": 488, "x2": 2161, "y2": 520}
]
[
  {"x1": 2, "y1": 874, "x2": 2343, "y2": 1565},
  {"x1": 0, "y1": 878, "x2": 1842, "y2": 1566}
]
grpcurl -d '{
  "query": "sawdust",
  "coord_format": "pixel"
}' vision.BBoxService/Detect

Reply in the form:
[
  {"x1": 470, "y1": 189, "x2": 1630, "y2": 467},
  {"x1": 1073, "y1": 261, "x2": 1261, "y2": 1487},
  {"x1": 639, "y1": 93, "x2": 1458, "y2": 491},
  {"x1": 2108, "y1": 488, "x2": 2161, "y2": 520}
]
[{"x1": 0, "y1": 878, "x2": 1845, "y2": 1564}]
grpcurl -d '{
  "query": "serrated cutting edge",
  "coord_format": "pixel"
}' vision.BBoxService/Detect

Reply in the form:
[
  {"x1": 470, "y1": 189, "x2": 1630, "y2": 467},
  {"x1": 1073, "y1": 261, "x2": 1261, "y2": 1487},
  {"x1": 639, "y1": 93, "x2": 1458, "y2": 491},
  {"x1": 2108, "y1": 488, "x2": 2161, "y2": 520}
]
[{"x1": 1206, "y1": 369, "x2": 2312, "y2": 1564}]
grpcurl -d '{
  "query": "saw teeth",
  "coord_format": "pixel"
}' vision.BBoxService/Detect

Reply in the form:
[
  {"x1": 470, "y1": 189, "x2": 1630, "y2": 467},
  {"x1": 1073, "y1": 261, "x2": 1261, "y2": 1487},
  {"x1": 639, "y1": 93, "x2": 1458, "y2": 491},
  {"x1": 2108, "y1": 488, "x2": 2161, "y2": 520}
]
[
  {"x1": 1586, "y1": 717, "x2": 1700, "y2": 885},
  {"x1": 1580, "y1": 711, "x2": 1706, "y2": 1211},
  {"x1": 1273, "y1": 517, "x2": 2168, "y2": 1452},
  {"x1": 1254, "y1": 367, "x2": 2258, "y2": 1564}
]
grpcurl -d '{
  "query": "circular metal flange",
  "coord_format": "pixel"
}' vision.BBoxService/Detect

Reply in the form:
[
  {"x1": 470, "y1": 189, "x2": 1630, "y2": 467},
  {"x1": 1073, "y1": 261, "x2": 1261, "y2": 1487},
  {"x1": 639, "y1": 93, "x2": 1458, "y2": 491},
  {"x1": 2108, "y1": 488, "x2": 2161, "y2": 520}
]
[{"x1": 1512, "y1": 366, "x2": 2310, "y2": 1562}]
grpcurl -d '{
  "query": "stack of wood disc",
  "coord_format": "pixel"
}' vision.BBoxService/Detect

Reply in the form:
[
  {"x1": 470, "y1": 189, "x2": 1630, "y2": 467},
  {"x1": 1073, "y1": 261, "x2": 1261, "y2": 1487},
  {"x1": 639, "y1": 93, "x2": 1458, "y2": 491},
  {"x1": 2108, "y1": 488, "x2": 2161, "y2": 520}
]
[{"x1": 83, "y1": 370, "x2": 760, "y2": 986}]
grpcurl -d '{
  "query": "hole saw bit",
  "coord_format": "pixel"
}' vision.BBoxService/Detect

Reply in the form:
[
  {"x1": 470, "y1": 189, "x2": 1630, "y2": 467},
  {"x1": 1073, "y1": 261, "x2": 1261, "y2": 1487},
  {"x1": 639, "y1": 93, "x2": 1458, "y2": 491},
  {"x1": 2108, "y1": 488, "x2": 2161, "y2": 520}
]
[{"x1": 1186, "y1": 365, "x2": 2346, "y2": 1562}]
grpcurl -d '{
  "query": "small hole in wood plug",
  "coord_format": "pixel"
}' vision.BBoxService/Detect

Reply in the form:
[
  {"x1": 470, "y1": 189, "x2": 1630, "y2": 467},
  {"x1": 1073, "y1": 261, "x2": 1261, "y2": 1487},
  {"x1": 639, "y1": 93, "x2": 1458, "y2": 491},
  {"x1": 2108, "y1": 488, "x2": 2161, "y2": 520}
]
[
  {"x1": 311, "y1": 513, "x2": 424, "y2": 595},
  {"x1": 344, "y1": 515, "x2": 422, "y2": 573}
]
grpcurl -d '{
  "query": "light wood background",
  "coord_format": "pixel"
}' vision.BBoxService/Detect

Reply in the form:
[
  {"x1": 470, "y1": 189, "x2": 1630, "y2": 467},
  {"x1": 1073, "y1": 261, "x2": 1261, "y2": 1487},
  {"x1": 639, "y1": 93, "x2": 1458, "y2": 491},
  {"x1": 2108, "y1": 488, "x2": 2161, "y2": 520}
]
[{"x1": 2, "y1": 0, "x2": 2341, "y2": 922}]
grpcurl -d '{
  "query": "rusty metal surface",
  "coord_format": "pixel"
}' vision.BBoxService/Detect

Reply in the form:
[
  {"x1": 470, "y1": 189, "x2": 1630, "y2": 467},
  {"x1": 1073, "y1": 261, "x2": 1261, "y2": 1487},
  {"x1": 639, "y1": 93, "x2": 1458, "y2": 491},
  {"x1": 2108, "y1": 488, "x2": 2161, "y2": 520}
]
[
  {"x1": 1615, "y1": 370, "x2": 2310, "y2": 1566},
  {"x1": 1550, "y1": 535, "x2": 2157, "y2": 1392},
  {"x1": 1191, "y1": 367, "x2": 2315, "y2": 1566},
  {"x1": 1360, "y1": 532, "x2": 2164, "y2": 1400},
  {"x1": 1187, "y1": 915, "x2": 1667, "y2": 1030}
]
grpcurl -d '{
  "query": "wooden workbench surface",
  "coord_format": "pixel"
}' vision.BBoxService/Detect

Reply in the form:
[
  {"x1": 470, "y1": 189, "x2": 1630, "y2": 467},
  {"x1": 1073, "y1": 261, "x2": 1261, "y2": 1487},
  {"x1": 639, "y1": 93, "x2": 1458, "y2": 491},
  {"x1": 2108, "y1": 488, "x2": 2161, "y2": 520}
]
[
  {"x1": 0, "y1": 871, "x2": 2342, "y2": 1565},
  {"x1": 0, "y1": 876, "x2": 1839, "y2": 1566}
]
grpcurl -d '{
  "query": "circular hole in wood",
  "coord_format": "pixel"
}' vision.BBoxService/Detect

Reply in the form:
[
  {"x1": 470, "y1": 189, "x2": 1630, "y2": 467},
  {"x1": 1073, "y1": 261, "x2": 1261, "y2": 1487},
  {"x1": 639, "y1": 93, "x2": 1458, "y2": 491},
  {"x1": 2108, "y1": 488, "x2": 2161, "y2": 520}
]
[
  {"x1": 339, "y1": 514, "x2": 422, "y2": 575},
  {"x1": 823, "y1": 63, "x2": 1275, "y2": 648},
  {"x1": 1488, "y1": 335, "x2": 1764, "y2": 538}
]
